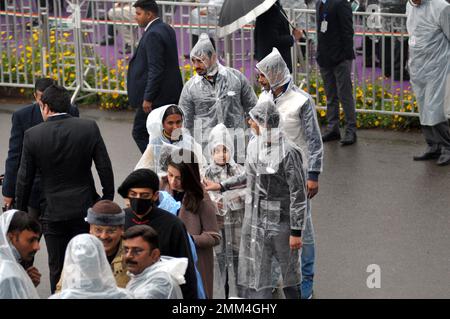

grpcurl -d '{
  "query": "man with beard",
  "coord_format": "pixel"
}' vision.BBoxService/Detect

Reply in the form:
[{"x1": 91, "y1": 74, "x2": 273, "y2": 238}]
[
  {"x1": 0, "y1": 210, "x2": 41, "y2": 298},
  {"x1": 118, "y1": 169, "x2": 198, "y2": 299},
  {"x1": 178, "y1": 33, "x2": 257, "y2": 152}
]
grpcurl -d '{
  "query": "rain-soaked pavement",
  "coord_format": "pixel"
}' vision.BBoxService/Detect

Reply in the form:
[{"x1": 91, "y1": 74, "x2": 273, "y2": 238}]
[{"x1": 1, "y1": 102, "x2": 449, "y2": 299}]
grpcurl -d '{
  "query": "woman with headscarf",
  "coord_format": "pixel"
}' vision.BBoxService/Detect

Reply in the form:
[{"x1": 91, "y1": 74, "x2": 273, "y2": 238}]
[{"x1": 135, "y1": 104, "x2": 205, "y2": 176}]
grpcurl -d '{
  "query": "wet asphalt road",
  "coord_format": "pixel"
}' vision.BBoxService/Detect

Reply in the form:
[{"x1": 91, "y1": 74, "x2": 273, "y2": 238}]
[{"x1": 0, "y1": 103, "x2": 449, "y2": 299}]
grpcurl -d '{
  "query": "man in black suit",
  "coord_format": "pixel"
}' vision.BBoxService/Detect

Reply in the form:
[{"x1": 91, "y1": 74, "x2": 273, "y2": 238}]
[
  {"x1": 127, "y1": 0, "x2": 183, "y2": 153},
  {"x1": 316, "y1": 0, "x2": 357, "y2": 145},
  {"x1": 15, "y1": 85, "x2": 115, "y2": 293},
  {"x1": 254, "y1": 0, "x2": 303, "y2": 73},
  {"x1": 2, "y1": 78, "x2": 79, "y2": 219}
]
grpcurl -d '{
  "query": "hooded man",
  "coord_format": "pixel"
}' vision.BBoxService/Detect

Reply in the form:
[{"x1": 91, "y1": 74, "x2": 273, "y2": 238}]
[
  {"x1": 117, "y1": 169, "x2": 199, "y2": 299},
  {"x1": 178, "y1": 33, "x2": 258, "y2": 154},
  {"x1": 407, "y1": 0, "x2": 450, "y2": 166},
  {"x1": 255, "y1": 47, "x2": 323, "y2": 299},
  {"x1": 123, "y1": 225, "x2": 187, "y2": 299},
  {"x1": 0, "y1": 210, "x2": 41, "y2": 299}
]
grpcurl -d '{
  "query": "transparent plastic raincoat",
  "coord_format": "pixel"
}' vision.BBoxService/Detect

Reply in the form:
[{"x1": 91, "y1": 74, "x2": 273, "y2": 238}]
[
  {"x1": 179, "y1": 34, "x2": 257, "y2": 148},
  {"x1": 256, "y1": 47, "x2": 323, "y2": 176},
  {"x1": 238, "y1": 100, "x2": 307, "y2": 291},
  {"x1": 135, "y1": 104, "x2": 206, "y2": 175},
  {"x1": 126, "y1": 256, "x2": 187, "y2": 299},
  {"x1": 49, "y1": 234, "x2": 132, "y2": 299},
  {"x1": 406, "y1": 0, "x2": 450, "y2": 125},
  {"x1": 0, "y1": 210, "x2": 40, "y2": 299},
  {"x1": 205, "y1": 124, "x2": 246, "y2": 297}
]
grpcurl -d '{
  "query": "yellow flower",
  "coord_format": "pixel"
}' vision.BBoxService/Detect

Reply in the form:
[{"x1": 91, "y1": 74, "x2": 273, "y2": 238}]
[
  {"x1": 20, "y1": 88, "x2": 25, "y2": 93},
  {"x1": 320, "y1": 110, "x2": 326, "y2": 117},
  {"x1": 112, "y1": 93, "x2": 119, "y2": 99},
  {"x1": 374, "y1": 120, "x2": 380, "y2": 126}
]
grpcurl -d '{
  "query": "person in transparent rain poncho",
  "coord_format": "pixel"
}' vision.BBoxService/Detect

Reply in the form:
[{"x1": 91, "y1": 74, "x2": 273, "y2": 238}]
[
  {"x1": 135, "y1": 104, "x2": 206, "y2": 175},
  {"x1": 178, "y1": 33, "x2": 257, "y2": 153},
  {"x1": 123, "y1": 225, "x2": 186, "y2": 299},
  {"x1": 204, "y1": 123, "x2": 246, "y2": 298},
  {"x1": 0, "y1": 210, "x2": 40, "y2": 299},
  {"x1": 407, "y1": 0, "x2": 450, "y2": 166},
  {"x1": 238, "y1": 100, "x2": 307, "y2": 299},
  {"x1": 49, "y1": 234, "x2": 132, "y2": 299},
  {"x1": 255, "y1": 47, "x2": 323, "y2": 299}
]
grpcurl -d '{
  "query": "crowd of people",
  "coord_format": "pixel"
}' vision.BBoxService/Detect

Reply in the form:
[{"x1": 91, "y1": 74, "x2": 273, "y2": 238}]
[{"x1": 1, "y1": 0, "x2": 449, "y2": 299}]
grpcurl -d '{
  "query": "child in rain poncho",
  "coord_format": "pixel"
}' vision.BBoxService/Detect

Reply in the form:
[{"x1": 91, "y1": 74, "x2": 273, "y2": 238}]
[{"x1": 204, "y1": 123, "x2": 246, "y2": 298}]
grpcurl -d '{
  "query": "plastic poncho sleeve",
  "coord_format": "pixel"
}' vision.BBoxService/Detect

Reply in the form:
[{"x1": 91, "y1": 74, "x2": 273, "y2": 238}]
[
  {"x1": 178, "y1": 83, "x2": 195, "y2": 135},
  {"x1": 220, "y1": 171, "x2": 247, "y2": 191},
  {"x1": 135, "y1": 144, "x2": 156, "y2": 171},
  {"x1": 235, "y1": 70, "x2": 258, "y2": 116},
  {"x1": 299, "y1": 96, "x2": 324, "y2": 177},
  {"x1": 283, "y1": 148, "x2": 307, "y2": 237},
  {"x1": 440, "y1": 5, "x2": 450, "y2": 41}
]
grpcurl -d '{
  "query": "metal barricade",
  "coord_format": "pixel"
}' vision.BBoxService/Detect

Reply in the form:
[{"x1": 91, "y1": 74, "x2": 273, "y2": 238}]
[{"x1": 0, "y1": 0, "x2": 417, "y2": 118}]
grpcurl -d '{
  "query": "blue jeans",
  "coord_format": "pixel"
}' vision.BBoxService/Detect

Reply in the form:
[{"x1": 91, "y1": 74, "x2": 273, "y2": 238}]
[{"x1": 300, "y1": 203, "x2": 315, "y2": 299}]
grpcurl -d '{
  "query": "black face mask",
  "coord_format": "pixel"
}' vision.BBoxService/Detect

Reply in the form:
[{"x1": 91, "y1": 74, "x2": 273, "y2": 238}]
[{"x1": 130, "y1": 198, "x2": 153, "y2": 216}]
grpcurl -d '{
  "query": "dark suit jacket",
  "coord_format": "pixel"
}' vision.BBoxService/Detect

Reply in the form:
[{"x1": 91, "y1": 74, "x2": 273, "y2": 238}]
[
  {"x1": 316, "y1": 0, "x2": 355, "y2": 68},
  {"x1": 15, "y1": 114, "x2": 114, "y2": 221},
  {"x1": 127, "y1": 18, "x2": 183, "y2": 109},
  {"x1": 2, "y1": 103, "x2": 79, "y2": 209},
  {"x1": 254, "y1": 1, "x2": 294, "y2": 72}
]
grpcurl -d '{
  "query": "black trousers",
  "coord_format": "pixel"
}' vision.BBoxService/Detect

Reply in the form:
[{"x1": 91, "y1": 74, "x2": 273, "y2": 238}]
[
  {"x1": 422, "y1": 121, "x2": 450, "y2": 155},
  {"x1": 320, "y1": 59, "x2": 357, "y2": 134},
  {"x1": 132, "y1": 106, "x2": 150, "y2": 154},
  {"x1": 43, "y1": 219, "x2": 89, "y2": 293}
]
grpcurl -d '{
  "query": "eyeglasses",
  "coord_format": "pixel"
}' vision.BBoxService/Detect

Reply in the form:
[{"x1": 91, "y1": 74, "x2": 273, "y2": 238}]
[
  {"x1": 123, "y1": 247, "x2": 148, "y2": 257},
  {"x1": 92, "y1": 227, "x2": 119, "y2": 236}
]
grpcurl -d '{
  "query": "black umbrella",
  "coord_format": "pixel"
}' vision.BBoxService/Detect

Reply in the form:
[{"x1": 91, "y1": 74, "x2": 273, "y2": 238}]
[{"x1": 217, "y1": 0, "x2": 296, "y2": 37}]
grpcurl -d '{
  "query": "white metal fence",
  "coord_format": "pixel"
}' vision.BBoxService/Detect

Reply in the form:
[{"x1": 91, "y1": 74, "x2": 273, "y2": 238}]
[{"x1": 0, "y1": 0, "x2": 417, "y2": 116}]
